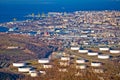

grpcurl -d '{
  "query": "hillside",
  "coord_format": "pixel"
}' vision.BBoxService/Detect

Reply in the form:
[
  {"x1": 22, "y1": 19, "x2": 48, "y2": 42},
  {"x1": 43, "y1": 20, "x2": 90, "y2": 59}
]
[{"x1": 0, "y1": 33, "x2": 57, "y2": 62}]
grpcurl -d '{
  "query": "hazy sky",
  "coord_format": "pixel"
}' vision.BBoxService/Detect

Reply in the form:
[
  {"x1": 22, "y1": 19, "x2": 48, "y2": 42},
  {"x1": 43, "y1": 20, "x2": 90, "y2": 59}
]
[{"x1": 0, "y1": 0, "x2": 119, "y2": 4}]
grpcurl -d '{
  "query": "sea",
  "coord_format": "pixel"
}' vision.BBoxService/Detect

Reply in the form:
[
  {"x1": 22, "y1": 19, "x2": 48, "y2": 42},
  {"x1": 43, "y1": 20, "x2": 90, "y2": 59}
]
[
  {"x1": 0, "y1": 0, "x2": 120, "y2": 23},
  {"x1": 0, "y1": 27, "x2": 9, "y2": 32}
]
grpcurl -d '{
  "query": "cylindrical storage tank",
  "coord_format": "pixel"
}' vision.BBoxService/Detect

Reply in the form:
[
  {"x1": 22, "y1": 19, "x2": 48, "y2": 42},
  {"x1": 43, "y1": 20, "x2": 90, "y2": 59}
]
[
  {"x1": 18, "y1": 66, "x2": 32, "y2": 72},
  {"x1": 110, "y1": 50, "x2": 120, "y2": 54},
  {"x1": 29, "y1": 70, "x2": 38, "y2": 77},
  {"x1": 30, "y1": 72, "x2": 38, "y2": 77},
  {"x1": 88, "y1": 52, "x2": 98, "y2": 56},
  {"x1": 99, "y1": 48, "x2": 109, "y2": 51},
  {"x1": 61, "y1": 56, "x2": 70, "y2": 61},
  {"x1": 29, "y1": 70, "x2": 36, "y2": 74},
  {"x1": 71, "y1": 47, "x2": 79, "y2": 50},
  {"x1": 76, "y1": 59, "x2": 86, "y2": 64},
  {"x1": 78, "y1": 50, "x2": 88, "y2": 53},
  {"x1": 91, "y1": 62, "x2": 102, "y2": 67},
  {"x1": 76, "y1": 65, "x2": 86, "y2": 69},
  {"x1": 13, "y1": 63, "x2": 26, "y2": 67},
  {"x1": 98, "y1": 55, "x2": 110, "y2": 59},
  {"x1": 38, "y1": 58, "x2": 50, "y2": 64}
]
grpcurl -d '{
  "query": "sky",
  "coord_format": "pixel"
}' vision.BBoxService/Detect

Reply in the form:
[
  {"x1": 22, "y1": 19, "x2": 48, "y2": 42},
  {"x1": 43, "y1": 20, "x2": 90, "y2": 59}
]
[{"x1": 0, "y1": 0, "x2": 119, "y2": 4}]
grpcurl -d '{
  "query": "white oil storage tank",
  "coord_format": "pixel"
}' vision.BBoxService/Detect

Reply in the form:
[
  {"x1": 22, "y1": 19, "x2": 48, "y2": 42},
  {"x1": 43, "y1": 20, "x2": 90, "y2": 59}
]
[
  {"x1": 98, "y1": 55, "x2": 110, "y2": 59},
  {"x1": 13, "y1": 62, "x2": 26, "y2": 67},
  {"x1": 71, "y1": 47, "x2": 79, "y2": 50},
  {"x1": 110, "y1": 50, "x2": 120, "y2": 54},
  {"x1": 91, "y1": 62, "x2": 102, "y2": 67},
  {"x1": 88, "y1": 52, "x2": 98, "y2": 56},
  {"x1": 29, "y1": 70, "x2": 38, "y2": 77},
  {"x1": 99, "y1": 47, "x2": 109, "y2": 51},
  {"x1": 78, "y1": 50, "x2": 88, "y2": 53},
  {"x1": 30, "y1": 72, "x2": 38, "y2": 77},
  {"x1": 38, "y1": 58, "x2": 50, "y2": 64},
  {"x1": 18, "y1": 66, "x2": 32, "y2": 72},
  {"x1": 76, "y1": 58, "x2": 86, "y2": 64}
]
